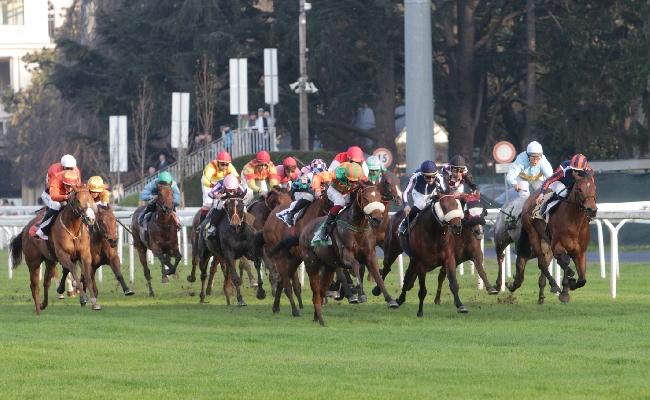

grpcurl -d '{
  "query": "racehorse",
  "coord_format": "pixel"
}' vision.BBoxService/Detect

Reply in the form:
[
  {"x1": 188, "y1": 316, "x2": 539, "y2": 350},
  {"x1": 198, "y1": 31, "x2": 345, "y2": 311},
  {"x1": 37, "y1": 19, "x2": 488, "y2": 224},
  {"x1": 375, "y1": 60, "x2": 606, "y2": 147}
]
[
  {"x1": 252, "y1": 195, "x2": 331, "y2": 317},
  {"x1": 274, "y1": 185, "x2": 398, "y2": 326},
  {"x1": 9, "y1": 186, "x2": 98, "y2": 314},
  {"x1": 74, "y1": 205, "x2": 134, "y2": 298},
  {"x1": 432, "y1": 195, "x2": 498, "y2": 304},
  {"x1": 130, "y1": 185, "x2": 182, "y2": 297},
  {"x1": 195, "y1": 197, "x2": 256, "y2": 306},
  {"x1": 512, "y1": 173, "x2": 597, "y2": 304},
  {"x1": 381, "y1": 194, "x2": 466, "y2": 317}
]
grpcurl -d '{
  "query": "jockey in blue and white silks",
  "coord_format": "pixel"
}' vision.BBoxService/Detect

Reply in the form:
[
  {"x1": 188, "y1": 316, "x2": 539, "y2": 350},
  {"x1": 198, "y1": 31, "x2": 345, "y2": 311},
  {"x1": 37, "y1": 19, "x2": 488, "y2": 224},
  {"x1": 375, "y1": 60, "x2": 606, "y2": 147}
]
[
  {"x1": 506, "y1": 141, "x2": 553, "y2": 197},
  {"x1": 398, "y1": 160, "x2": 448, "y2": 235}
]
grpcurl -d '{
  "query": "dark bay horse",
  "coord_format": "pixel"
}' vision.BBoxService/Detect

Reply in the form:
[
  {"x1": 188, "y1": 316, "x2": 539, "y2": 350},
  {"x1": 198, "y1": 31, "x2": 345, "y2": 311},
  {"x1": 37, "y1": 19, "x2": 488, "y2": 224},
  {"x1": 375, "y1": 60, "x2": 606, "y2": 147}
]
[
  {"x1": 252, "y1": 195, "x2": 331, "y2": 317},
  {"x1": 76, "y1": 205, "x2": 134, "y2": 298},
  {"x1": 195, "y1": 198, "x2": 256, "y2": 306},
  {"x1": 130, "y1": 185, "x2": 182, "y2": 297},
  {"x1": 274, "y1": 185, "x2": 398, "y2": 326},
  {"x1": 380, "y1": 194, "x2": 466, "y2": 317},
  {"x1": 511, "y1": 173, "x2": 597, "y2": 304},
  {"x1": 9, "y1": 186, "x2": 98, "y2": 314}
]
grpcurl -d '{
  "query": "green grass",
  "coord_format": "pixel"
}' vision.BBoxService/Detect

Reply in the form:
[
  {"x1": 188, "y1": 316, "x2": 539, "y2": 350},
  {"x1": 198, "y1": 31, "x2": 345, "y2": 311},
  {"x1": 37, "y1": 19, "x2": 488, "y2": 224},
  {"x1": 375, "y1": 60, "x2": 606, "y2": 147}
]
[{"x1": 1, "y1": 249, "x2": 649, "y2": 399}]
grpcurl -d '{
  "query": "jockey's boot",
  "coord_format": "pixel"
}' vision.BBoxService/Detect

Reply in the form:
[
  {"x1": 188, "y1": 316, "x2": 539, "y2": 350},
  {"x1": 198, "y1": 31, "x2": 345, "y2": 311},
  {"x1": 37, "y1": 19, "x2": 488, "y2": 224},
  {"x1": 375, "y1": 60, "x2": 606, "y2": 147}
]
[
  {"x1": 312, "y1": 212, "x2": 336, "y2": 243},
  {"x1": 281, "y1": 198, "x2": 311, "y2": 227},
  {"x1": 139, "y1": 201, "x2": 157, "y2": 227},
  {"x1": 35, "y1": 207, "x2": 59, "y2": 241},
  {"x1": 540, "y1": 192, "x2": 559, "y2": 217},
  {"x1": 398, "y1": 207, "x2": 419, "y2": 236},
  {"x1": 207, "y1": 209, "x2": 226, "y2": 239}
]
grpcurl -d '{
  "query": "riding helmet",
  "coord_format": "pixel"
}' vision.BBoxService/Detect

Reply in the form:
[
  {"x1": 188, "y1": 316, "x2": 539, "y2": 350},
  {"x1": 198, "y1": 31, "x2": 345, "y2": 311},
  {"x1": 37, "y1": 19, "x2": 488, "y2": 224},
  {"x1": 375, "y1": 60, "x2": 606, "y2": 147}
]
[
  {"x1": 223, "y1": 174, "x2": 239, "y2": 190},
  {"x1": 61, "y1": 170, "x2": 80, "y2": 186},
  {"x1": 526, "y1": 141, "x2": 543, "y2": 157},
  {"x1": 420, "y1": 160, "x2": 438, "y2": 174},
  {"x1": 570, "y1": 154, "x2": 588, "y2": 170},
  {"x1": 310, "y1": 158, "x2": 327, "y2": 171},
  {"x1": 283, "y1": 157, "x2": 298, "y2": 167},
  {"x1": 88, "y1": 176, "x2": 106, "y2": 193},
  {"x1": 366, "y1": 155, "x2": 382, "y2": 171},
  {"x1": 60, "y1": 154, "x2": 77, "y2": 169},
  {"x1": 256, "y1": 150, "x2": 271, "y2": 163},
  {"x1": 344, "y1": 163, "x2": 363, "y2": 182},
  {"x1": 216, "y1": 151, "x2": 232, "y2": 163},
  {"x1": 158, "y1": 171, "x2": 173, "y2": 184},
  {"x1": 449, "y1": 155, "x2": 467, "y2": 168},
  {"x1": 346, "y1": 146, "x2": 364, "y2": 163}
]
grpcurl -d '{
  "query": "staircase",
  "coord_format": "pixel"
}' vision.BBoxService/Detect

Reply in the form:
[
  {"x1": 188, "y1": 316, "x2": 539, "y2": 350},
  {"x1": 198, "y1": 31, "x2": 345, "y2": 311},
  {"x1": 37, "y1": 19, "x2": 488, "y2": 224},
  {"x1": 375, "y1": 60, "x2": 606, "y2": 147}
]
[{"x1": 121, "y1": 128, "x2": 277, "y2": 199}]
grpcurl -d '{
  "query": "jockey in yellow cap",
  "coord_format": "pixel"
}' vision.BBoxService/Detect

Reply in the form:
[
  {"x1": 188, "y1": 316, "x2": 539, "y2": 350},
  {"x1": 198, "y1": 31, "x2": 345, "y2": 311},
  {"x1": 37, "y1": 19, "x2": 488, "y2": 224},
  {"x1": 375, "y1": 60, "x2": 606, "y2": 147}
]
[{"x1": 88, "y1": 176, "x2": 111, "y2": 207}]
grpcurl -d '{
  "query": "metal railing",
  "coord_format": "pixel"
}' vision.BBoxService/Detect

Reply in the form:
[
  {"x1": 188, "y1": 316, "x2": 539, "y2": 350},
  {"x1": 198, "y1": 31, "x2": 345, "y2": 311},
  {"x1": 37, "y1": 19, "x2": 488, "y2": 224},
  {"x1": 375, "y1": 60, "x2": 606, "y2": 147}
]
[{"x1": 121, "y1": 128, "x2": 277, "y2": 199}]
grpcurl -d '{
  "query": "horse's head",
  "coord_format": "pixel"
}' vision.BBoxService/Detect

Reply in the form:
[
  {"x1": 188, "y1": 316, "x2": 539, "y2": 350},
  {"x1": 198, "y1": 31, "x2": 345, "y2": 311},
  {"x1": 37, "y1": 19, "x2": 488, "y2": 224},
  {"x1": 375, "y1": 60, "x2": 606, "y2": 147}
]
[
  {"x1": 571, "y1": 171, "x2": 598, "y2": 220},
  {"x1": 223, "y1": 198, "x2": 246, "y2": 232},
  {"x1": 156, "y1": 185, "x2": 175, "y2": 215},
  {"x1": 95, "y1": 205, "x2": 118, "y2": 248},
  {"x1": 433, "y1": 194, "x2": 464, "y2": 236},
  {"x1": 378, "y1": 171, "x2": 403, "y2": 206},
  {"x1": 268, "y1": 186, "x2": 293, "y2": 209},
  {"x1": 68, "y1": 186, "x2": 96, "y2": 226},
  {"x1": 355, "y1": 185, "x2": 385, "y2": 228},
  {"x1": 463, "y1": 195, "x2": 487, "y2": 240}
]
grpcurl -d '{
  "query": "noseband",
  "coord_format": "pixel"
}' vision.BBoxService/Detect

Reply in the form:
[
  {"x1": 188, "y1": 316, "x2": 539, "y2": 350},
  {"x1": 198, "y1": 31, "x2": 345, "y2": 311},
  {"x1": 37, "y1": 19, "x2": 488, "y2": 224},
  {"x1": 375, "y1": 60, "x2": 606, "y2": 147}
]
[
  {"x1": 432, "y1": 195, "x2": 464, "y2": 228},
  {"x1": 224, "y1": 198, "x2": 245, "y2": 226},
  {"x1": 69, "y1": 193, "x2": 94, "y2": 226},
  {"x1": 565, "y1": 177, "x2": 597, "y2": 221},
  {"x1": 94, "y1": 214, "x2": 118, "y2": 247}
]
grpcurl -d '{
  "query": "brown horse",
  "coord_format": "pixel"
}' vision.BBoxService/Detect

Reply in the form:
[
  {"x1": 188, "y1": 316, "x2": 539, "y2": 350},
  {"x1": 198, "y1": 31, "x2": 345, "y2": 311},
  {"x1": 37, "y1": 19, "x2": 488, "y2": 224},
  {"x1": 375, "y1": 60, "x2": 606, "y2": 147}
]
[
  {"x1": 74, "y1": 205, "x2": 134, "y2": 298},
  {"x1": 253, "y1": 195, "x2": 331, "y2": 316},
  {"x1": 511, "y1": 173, "x2": 597, "y2": 304},
  {"x1": 432, "y1": 195, "x2": 498, "y2": 304},
  {"x1": 381, "y1": 194, "x2": 466, "y2": 317},
  {"x1": 130, "y1": 185, "x2": 182, "y2": 297},
  {"x1": 9, "y1": 186, "x2": 99, "y2": 314},
  {"x1": 195, "y1": 197, "x2": 256, "y2": 306}
]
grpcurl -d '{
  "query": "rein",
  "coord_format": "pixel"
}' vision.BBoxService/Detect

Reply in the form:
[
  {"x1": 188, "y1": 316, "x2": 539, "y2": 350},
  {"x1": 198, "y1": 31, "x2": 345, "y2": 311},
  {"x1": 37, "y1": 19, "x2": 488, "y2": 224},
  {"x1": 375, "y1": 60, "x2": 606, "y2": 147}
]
[
  {"x1": 224, "y1": 198, "x2": 245, "y2": 226},
  {"x1": 93, "y1": 215, "x2": 118, "y2": 246},
  {"x1": 59, "y1": 212, "x2": 84, "y2": 241},
  {"x1": 335, "y1": 219, "x2": 372, "y2": 233}
]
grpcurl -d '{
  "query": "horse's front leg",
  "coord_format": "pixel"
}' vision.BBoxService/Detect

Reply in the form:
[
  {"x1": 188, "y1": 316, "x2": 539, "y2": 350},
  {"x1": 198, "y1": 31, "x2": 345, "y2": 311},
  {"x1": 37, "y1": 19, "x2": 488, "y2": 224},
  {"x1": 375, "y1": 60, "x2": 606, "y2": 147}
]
[
  {"x1": 365, "y1": 250, "x2": 399, "y2": 308},
  {"x1": 445, "y1": 257, "x2": 467, "y2": 313},
  {"x1": 40, "y1": 262, "x2": 57, "y2": 311},
  {"x1": 252, "y1": 249, "x2": 266, "y2": 300},
  {"x1": 206, "y1": 257, "x2": 218, "y2": 296},
  {"x1": 224, "y1": 250, "x2": 246, "y2": 307},
  {"x1": 350, "y1": 262, "x2": 367, "y2": 303},
  {"x1": 335, "y1": 268, "x2": 357, "y2": 303},
  {"x1": 153, "y1": 247, "x2": 170, "y2": 284},
  {"x1": 397, "y1": 260, "x2": 419, "y2": 306},
  {"x1": 434, "y1": 267, "x2": 446, "y2": 305},
  {"x1": 471, "y1": 252, "x2": 498, "y2": 295},
  {"x1": 239, "y1": 257, "x2": 257, "y2": 287},
  {"x1": 554, "y1": 244, "x2": 573, "y2": 303},
  {"x1": 80, "y1": 253, "x2": 101, "y2": 310},
  {"x1": 109, "y1": 256, "x2": 134, "y2": 296},
  {"x1": 169, "y1": 240, "x2": 182, "y2": 276},
  {"x1": 416, "y1": 265, "x2": 428, "y2": 317},
  {"x1": 570, "y1": 252, "x2": 587, "y2": 291},
  {"x1": 56, "y1": 251, "x2": 86, "y2": 307},
  {"x1": 198, "y1": 252, "x2": 212, "y2": 303}
]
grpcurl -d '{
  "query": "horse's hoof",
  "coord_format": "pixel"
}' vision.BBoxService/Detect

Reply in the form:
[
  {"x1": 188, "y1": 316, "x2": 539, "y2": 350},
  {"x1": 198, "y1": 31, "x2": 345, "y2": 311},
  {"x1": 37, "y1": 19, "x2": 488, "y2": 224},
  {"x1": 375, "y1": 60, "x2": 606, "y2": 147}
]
[
  {"x1": 558, "y1": 292, "x2": 571, "y2": 303},
  {"x1": 396, "y1": 298, "x2": 404, "y2": 306},
  {"x1": 388, "y1": 300, "x2": 399, "y2": 308},
  {"x1": 92, "y1": 304, "x2": 102, "y2": 311},
  {"x1": 292, "y1": 310, "x2": 301, "y2": 317},
  {"x1": 332, "y1": 291, "x2": 343, "y2": 301},
  {"x1": 457, "y1": 305, "x2": 468, "y2": 313},
  {"x1": 250, "y1": 280, "x2": 258, "y2": 287},
  {"x1": 371, "y1": 286, "x2": 381, "y2": 297},
  {"x1": 348, "y1": 296, "x2": 359, "y2": 304},
  {"x1": 417, "y1": 311, "x2": 423, "y2": 317},
  {"x1": 550, "y1": 285, "x2": 561, "y2": 294},
  {"x1": 272, "y1": 307, "x2": 280, "y2": 314},
  {"x1": 39, "y1": 303, "x2": 46, "y2": 310},
  {"x1": 322, "y1": 297, "x2": 328, "y2": 305},
  {"x1": 237, "y1": 301, "x2": 247, "y2": 307},
  {"x1": 124, "y1": 289, "x2": 134, "y2": 296},
  {"x1": 149, "y1": 292, "x2": 155, "y2": 298},
  {"x1": 358, "y1": 294, "x2": 368, "y2": 303},
  {"x1": 80, "y1": 295, "x2": 88, "y2": 306},
  {"x1": 256, "y1": 290, "x2": 266, "y2": 300},
  {"x1": 186, "y1": 275, "x2": 196, "y2": 283},
  {"x1": 487, "y1": 286, "x2": 499, "y2": 295},
  {"x1": 67, "y1": 291, "x2": 76, "y2": 298},
  {"x1": 162, "y1": 277, "x2": 169, "y2": 284},
  {"x1": 325, "y1": 290, "x2": 333, "y2": 298},
  {"x1": 206, "y1": 287, "x2": 212, "y2": 296},
  {"x1": 58, "y1": 294, "x2": 65, "y2": 300},
  {"x1": 538, "y1": 298, "x2": 545, "y2": 305},
  {"x1": 56, "y1": 285, "x2": 65, "y2": 295},
  {"x1": 434, "y1": 299, "x2": 441, "y2": 305}
]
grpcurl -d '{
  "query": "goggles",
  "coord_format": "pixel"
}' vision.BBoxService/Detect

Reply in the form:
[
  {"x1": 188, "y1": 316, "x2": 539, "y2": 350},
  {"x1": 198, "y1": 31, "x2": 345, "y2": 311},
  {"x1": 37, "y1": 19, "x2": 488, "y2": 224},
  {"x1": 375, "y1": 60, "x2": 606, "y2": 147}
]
[
  {"x1": 451, "y1": 167, "x2": 465, "y2": 173},
  {"x1": 528, "y1": 156, "x2": 541, "y2": 161},
  {"x1": 422, "y1": 173, "x2": 437, "y2": 180},
  {"x1": 574, "y1": 169, "x2": 587, "y2": 177},
  {"x1": 257, "y1": 163, "x2": 269, "y2": 169},
  {"x1": 218, "y1": 162, "x2": 229, "y2": 168}
]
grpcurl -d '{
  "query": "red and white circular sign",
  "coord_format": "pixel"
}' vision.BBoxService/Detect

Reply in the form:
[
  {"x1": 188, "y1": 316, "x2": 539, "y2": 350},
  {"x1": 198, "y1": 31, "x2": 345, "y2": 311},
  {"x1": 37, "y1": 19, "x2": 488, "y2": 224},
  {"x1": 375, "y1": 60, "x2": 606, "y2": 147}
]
[
  {"x1": 493, "y1": 141, "x2": 516, "y2": 163},
  {"x1": 373, "y1": 148, "x2": 393, "y2": 167}
]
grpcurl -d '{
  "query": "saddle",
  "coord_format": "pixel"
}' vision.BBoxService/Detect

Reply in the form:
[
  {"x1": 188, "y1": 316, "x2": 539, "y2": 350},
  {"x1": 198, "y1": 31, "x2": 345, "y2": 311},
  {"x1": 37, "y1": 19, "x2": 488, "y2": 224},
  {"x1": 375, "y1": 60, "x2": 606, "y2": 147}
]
[{"x1": 532, "y1": 192, "x2": 556, "y2": 221}]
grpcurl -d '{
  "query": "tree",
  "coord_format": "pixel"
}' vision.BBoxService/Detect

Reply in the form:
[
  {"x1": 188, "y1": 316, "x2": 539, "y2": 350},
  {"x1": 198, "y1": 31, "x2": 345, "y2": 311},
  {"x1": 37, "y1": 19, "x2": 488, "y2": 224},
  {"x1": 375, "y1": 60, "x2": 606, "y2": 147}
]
[
  {"x1": 131, "y1": 77, "x2": 155, "y2": 189},
  {"x1": 194, "y1": 53, "x2": 217, "y2": 148}
]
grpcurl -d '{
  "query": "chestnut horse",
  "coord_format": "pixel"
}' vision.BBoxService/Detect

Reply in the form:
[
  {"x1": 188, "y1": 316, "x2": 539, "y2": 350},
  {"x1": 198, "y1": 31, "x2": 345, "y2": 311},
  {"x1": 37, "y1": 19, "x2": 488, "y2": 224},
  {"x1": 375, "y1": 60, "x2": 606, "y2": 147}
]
[
  {"x1": 195, "y1": 198, "x2": 256, "y2": 306},
  {"x1": 130, "y1": 185, "x2": 182, "y2": 297},
  {"x1": 9, "y1": 186, "x2": 98, "y2": 314},
  {"x1": 252, "y1": 195, "x2": 331, "y2": 317},
  {"x1": 74, "y1": 205, "x2": 134, "y2": 298},
  {"x1": 381, "y1": 194, "x2": 466, "y2": 317},
  {"x1": 510, "y1": 173, "x2": 597, "y2": 304}
]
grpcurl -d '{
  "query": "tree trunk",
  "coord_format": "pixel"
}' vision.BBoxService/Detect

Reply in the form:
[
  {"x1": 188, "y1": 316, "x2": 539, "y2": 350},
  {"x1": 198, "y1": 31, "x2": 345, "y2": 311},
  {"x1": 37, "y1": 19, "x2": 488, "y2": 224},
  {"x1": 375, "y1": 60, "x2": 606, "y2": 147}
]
[
  {"x1": 373, "y1": 48, "x2": 397, "y2": 155},
  {"x1": 448, "y1": 0, "x2": 478, "y2": 166}
]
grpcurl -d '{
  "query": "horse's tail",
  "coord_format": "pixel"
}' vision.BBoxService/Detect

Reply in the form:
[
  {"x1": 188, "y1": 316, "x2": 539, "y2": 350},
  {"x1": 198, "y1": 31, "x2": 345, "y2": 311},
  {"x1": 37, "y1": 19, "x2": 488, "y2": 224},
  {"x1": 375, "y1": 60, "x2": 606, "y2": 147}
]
[
  {"x1": 9, "y1": 230, "x2": 24, "y2": 269},
  {"x1": 268, "y1": 235, "x2": 300, "y2": 258}
]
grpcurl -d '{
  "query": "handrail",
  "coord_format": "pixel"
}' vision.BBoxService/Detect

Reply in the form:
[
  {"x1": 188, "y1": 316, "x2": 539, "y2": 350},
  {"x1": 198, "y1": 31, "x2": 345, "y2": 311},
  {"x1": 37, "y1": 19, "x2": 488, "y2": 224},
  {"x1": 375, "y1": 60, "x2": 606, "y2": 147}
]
[{"x1": 120, "y1": 127, "x2": 277, "y2": 200}]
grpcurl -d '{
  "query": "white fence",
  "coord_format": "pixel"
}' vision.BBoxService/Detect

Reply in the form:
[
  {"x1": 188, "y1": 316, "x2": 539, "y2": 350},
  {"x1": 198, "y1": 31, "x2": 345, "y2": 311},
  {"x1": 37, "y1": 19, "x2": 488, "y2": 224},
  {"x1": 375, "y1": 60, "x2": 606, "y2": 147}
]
[
  {"x1": 1, "y1": 202, "x2": 649, "y2": 299},
  {"x1": 121, "y1": 127, "x2": 277, "y2": 199}
]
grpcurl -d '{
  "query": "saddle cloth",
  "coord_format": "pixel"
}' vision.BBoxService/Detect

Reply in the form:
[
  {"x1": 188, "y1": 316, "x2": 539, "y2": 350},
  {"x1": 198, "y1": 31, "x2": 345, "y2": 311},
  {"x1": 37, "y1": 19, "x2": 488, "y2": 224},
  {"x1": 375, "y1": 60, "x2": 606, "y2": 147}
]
[{"x1": 532, "y1": 192, "x2": 559, "y2": 223}]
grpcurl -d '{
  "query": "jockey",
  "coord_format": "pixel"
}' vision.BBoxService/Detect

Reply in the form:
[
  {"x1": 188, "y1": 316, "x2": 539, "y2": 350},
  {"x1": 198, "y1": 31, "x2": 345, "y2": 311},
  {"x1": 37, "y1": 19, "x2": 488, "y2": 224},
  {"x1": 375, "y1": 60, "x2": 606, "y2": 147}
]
[
  {"x1": 34, "y1": 169, "x2": 81, "y2": 241},
  {"x1": 277, "y1": 158, "x2": 328, "y2": 227},
  {"x1": 203, "y1": 174, "x2": 254, "y2": 237},
  {"x1": 41, "y1": 154, "x2": 81, "y2": 211},
  {"x1": 366, "y1": 155, "x2": 387, "y2": 184},
  {"x1": 88, "y1": 176, "x2": 111, "y2": 207},
  {"x1": 312, "y1": 162, "x2": 368, "y2": 244},
  {"x1": 138, "y1": 171, "x2": 181, "y2": 227},
  {"x1": 200, "y1": 151, "x2": 239, "y2": 224},
  {"x1": 441, "y1": 155, "x2": 480, "y2": 198},
  {"x1": 241, "y1": 150, "x2": 279, "y2": 197},
  {"x1": 276, "y1": 157, "x2": 300, "y2": 190},
  {"x1": 328, "y1": 145, "x2": 370, "y2": 177},
  {"x1": 398, "y1": 160, "x2": 448, "y2": 236},
  {"x1": 506, "y1": 141, "x2": 554, "y2": 197},
  {"x1": 537, "y1": 154, "x2": 593, "y2": 216}
]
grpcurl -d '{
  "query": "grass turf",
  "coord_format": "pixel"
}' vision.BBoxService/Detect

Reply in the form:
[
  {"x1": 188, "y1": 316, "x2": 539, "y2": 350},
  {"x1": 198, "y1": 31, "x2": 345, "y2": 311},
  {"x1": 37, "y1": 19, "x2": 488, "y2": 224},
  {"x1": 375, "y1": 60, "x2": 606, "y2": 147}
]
[{"x1": 1, "y1": 248, "x2": 649, "y2": 399}]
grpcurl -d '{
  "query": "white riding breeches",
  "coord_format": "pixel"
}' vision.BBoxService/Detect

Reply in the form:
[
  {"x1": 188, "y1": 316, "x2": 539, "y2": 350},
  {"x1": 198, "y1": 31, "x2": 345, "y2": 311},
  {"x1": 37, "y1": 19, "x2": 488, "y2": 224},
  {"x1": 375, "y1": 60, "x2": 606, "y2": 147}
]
[
  {"x1": 516, "y1": 176, "x2": 544, "y2": 198},
  {"x1": 549, "y1": 181, "x2": 569, "y2": 198},
  {"x1": 412, "y1": 191, "x2": 433, "y2": 210},
  {"x1": 294, "y1": 192, "x2": 314, "y2": 202},
  {"x1": 202, "y1": 185, "x2": 213, "y2": 208},
  {"x1": 327, "y1": 185, "x2": 350, "y2": 207},
  {"x1": 41, "y1": 190, "x2": 63, "y2": 210}
]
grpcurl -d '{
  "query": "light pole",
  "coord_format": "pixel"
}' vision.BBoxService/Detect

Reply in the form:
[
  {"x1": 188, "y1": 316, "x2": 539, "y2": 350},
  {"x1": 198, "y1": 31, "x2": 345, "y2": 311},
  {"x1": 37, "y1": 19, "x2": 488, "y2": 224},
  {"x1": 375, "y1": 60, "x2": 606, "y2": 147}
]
[{"x1": 298, "y1": 1, "x2": 311, "y2": 151}]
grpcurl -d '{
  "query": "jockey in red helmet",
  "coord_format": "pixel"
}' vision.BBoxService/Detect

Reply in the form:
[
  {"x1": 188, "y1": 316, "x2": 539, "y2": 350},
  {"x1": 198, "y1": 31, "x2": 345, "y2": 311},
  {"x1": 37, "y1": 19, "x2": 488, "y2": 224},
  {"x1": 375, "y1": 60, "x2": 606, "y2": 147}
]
[
  {"x1": 241, "y1": 150, "x2": 279, "y2": 197},
  {"x1": 276, "y1": 156, "x2": 300, "y2": 189},
  {"x1": 200, "y1": 151, "x2": 239, "y2": 223},
  {"x1": 537, "y1": 154, "x2": 593, "y2": 216},
  {"x1": 328, "y1": 146, "x2": 369, "y2": 177}
]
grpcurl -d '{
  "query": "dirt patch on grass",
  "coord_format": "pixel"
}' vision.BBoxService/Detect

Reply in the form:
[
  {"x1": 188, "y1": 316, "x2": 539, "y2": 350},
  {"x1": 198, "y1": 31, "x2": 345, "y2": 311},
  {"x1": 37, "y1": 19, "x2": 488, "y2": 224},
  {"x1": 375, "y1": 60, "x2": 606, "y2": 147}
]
[{"x1": 497, "y1": 294, "x2": 517, "y2": 304}]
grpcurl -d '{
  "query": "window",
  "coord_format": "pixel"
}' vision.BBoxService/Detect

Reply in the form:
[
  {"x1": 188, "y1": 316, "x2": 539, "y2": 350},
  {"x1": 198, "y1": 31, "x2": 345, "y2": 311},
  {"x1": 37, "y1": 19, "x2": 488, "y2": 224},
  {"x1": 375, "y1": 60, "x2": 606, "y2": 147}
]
[
  {"x1": 0, "y1": 58, "x2": 10, "y2": 94},
  {"x1": 0, "y1": 0, "x2": 24, "y2": 25}
]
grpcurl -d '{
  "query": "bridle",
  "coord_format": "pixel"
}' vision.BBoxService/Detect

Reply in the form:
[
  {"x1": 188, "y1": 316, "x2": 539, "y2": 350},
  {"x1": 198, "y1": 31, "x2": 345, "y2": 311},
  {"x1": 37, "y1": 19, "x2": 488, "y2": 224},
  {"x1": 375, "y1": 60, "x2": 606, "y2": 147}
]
[
  {"x1": 156, "y1": 189, "x2": 174, "y2": 215},
  {"x1": 68, "y1": 190, "x2": 94, "y2": 226},
  {"x1": 223, "y1": 198, "x2": 245, "y2": 226},
  {"x1": 93, "y1": 210, "x2": 118, "y2": 248},
  {"x1": 564, "y1": 176, "x2": 597, "y2": 221},
  {"x1": 431, "y1": 194, "x2": 464, "y2": 231}
]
